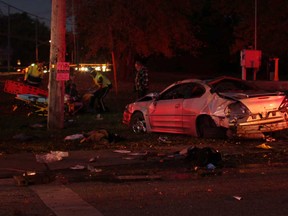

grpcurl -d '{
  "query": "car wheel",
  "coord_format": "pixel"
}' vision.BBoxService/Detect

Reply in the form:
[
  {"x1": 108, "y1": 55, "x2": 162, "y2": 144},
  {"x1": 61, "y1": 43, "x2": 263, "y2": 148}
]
[
  {"x1": 130, "y1": 112, "x2": 147, "y2": 133},
  {"x1": 197, "y1": 116, "x2": 226, "y2": 139}
]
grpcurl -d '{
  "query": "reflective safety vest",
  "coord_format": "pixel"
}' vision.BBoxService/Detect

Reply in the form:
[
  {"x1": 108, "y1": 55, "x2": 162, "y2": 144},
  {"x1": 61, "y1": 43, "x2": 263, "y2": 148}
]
[
  {"x1": 26, "y1": 63, "x2": 43, "y2": 78},
  {"x1": 93, "y1": 71, "x2": 111, "y2": 88}
]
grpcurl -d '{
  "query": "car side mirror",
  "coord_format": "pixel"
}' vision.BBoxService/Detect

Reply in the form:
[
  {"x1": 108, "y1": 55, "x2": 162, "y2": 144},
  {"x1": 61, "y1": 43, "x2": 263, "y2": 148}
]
[
  {"x1": 152, "y1": 94, "x2": 159, "y2": 106},
  {"x1": 153, "y1": 93, "x2": 160, "y2": 100}
]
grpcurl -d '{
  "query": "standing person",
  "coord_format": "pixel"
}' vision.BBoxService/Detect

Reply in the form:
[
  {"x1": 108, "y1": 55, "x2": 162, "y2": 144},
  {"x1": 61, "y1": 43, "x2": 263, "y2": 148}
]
[
  {"x1": 24, "y1": 61, "x2": 44, "y2": 86},
  {"x1": 89, "y1": 69, "x2": 112, "y2": 113},
  {"x1": 134, "y1": 61, "x2": 149, "y2": 98}
]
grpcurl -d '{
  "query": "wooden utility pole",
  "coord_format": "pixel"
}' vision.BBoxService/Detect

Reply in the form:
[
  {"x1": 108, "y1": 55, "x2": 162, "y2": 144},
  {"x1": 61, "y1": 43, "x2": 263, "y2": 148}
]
[{"x1": 48, "y1": 0, "x2": 66, "y2": 129}]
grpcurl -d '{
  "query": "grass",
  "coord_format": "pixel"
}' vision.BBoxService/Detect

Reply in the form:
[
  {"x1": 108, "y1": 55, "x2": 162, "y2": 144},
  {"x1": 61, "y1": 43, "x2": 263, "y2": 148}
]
[
  {"x1": 0, "y1": 72, "x2": 201, "y2": 154},
  {"x1": 0, "y1": 72, "x2": 267, "y2": 156},
  {"x1": 0, "y1": 103, "x2": 206, "y2": 154}
]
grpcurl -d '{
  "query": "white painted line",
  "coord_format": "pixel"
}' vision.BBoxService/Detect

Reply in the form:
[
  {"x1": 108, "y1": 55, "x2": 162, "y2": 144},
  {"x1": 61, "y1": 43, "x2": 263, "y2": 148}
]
[{"x1": 30, "y1": 183, "x2": 103, "y2": 216}]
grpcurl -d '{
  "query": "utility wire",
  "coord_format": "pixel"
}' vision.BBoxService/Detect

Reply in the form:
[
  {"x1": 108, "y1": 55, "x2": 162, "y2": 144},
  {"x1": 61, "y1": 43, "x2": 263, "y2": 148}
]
[
  {"x1": 0, "y1": 0, "x2": 50, "y2": 22},
  {"x1": 0, "y1": 0, "x2": 74, "y2": 27}
]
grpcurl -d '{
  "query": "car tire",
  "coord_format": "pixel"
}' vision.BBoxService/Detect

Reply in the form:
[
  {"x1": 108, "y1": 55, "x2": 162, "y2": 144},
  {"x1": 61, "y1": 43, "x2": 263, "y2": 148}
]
[
  {"x1": 130, "y1": 112, "x2": 147, "y2": 134},
  {"x1": 197, "y1": 116, "x2": 227, "y2": 139}
]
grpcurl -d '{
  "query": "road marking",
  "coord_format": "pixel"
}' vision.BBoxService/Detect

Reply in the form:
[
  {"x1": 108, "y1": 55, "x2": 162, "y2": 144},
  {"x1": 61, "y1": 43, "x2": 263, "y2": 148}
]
[{"x1": 30, "y1": 183, "x2": 103, "y2": 216}]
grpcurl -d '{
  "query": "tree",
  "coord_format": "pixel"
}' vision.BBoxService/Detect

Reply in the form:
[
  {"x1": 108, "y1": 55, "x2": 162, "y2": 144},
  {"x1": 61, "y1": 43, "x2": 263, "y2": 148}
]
[
  {"x1": 69, "y1": 0, "x2": 288, "y2": 80},
  {"x1": 211, "y1": 0, "x2": 288, "y2": 78},
  {"x1": 212, "y1": 0, "x2": 288, "y2": 54},
  {"x1": 188, "y1": 1, "x2": 235, "y2": 73},
  {"x1": 71, "y1": 0, "x2": 203, "y2": 79}
]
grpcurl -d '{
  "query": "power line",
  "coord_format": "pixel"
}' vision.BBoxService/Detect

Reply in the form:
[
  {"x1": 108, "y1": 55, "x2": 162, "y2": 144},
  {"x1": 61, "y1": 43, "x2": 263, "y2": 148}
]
[{"x1": 0, "y1": 0, "x2": 50, "y2": 22}]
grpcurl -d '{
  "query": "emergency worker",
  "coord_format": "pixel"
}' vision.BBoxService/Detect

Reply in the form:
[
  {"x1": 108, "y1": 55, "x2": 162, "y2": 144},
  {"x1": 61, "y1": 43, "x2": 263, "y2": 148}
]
[
  {"x1": 89, "y1": 69, "x2": 112, "y2": 113},
  {"x1": 24, "y1": 61, "x2": 44, "y2": 86}
]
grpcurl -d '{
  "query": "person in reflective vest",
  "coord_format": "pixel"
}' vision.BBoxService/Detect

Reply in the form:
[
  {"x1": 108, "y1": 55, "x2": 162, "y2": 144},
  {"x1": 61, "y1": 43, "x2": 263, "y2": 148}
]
[
  {"x1": 24, "y1": 61, "x2": 44, "y2": 86},
  {"x1": 89, "y1": 69, "x2": 112, "y2": 113}
]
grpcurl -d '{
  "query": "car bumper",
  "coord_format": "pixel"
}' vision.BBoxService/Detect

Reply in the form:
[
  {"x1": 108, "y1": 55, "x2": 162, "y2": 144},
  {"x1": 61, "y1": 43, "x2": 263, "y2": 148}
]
[
  {"x1": 122, "y1": 110, "x2": 132, "y2": 125},
  {"x1": 229, "y1": 117, "x2": 288, "y2": 137}
]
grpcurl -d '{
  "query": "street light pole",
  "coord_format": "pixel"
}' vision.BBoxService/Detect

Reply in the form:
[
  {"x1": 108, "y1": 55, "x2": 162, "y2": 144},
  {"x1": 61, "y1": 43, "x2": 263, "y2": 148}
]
[
  {"x1": 35, "y1": 17, "x2": 39, "y2": 61},
  {"x1": 254, "y1": 0, "x2": 257, "y2": 50},
  {"x1": 7, "y1": 5, "x2": 10, "y2": 72}
]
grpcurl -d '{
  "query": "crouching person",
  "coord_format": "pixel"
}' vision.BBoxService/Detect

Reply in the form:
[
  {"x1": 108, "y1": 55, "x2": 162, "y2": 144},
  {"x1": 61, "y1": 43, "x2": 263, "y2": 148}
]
[{"x1": 88, "y1": 69, "x2": 112, "y2": 113}]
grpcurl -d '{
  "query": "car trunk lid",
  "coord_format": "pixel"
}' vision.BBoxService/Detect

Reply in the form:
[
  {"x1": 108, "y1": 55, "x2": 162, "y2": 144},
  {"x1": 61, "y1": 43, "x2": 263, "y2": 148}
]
[
  {"x1": 240, "y1": 95, "x2": 284, "y2": 113},
  {"x1": 219, "y1": 92, "x2": 285, "y2": 112}
]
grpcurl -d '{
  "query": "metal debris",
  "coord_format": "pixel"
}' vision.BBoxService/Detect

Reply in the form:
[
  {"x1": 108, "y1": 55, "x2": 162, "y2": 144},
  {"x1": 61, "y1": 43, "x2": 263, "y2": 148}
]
[
  {"x1": 70, "y1": 165, "x2": 85, "y2": 170},
  {"x1": 64, "y1": 134, "x2": 84, "y2": 141},
  {"x1": 158, "y1": 136, "x2": 172, "y2": 144},
  {"x1": 113, "y1": 150, "x2": 131, "y2": 154},
  {"x1": 233, "y1": 196, "x2": 243, "y2": 201}
]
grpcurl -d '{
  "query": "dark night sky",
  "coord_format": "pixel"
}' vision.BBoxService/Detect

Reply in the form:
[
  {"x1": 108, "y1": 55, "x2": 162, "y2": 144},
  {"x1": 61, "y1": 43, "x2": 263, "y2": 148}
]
[{"x1": 1, "y1": 0, "x2": 51, "y2": 26}]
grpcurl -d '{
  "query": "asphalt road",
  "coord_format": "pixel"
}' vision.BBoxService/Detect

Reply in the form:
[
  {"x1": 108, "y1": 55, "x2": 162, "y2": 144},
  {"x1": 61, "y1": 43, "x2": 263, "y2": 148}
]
[
  {"x1": 63, "y1": 165, "x2": 288, "y2": 216},
  {"x1": 1, "y1": 164, "x2": 288, "y2": 216}
]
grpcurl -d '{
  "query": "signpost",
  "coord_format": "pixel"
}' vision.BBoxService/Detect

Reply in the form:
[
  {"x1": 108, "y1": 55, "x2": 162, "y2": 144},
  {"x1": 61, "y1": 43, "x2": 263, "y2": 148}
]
[{"x1": 240, "y1": 49, "x2": 262, "y2": 80}]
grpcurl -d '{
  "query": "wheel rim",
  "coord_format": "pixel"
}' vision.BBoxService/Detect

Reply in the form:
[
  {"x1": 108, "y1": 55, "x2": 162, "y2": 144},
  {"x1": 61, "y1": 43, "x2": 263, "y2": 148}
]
[{"x1": 132, "y1": 119, "x2": 146, "y2": 133}]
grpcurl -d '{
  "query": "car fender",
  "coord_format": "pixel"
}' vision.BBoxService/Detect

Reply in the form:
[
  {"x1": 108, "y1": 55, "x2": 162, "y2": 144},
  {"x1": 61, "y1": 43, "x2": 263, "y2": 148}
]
[
  {"x1": 135, "y1": 101, "x2": 153, "y2": 133},
  {"x1": 201, "y1": 93, "x2": 233, "y2": 128}
]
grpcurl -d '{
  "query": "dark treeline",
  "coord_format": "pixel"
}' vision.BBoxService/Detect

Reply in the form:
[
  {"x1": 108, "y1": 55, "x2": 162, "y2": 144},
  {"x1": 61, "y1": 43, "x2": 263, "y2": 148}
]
[{"x1": 1, "y1": 0, "x2": 288, "y2": 79}]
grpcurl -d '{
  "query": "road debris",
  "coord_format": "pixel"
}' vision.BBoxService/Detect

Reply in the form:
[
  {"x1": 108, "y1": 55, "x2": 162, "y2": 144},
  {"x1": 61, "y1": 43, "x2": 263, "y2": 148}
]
[
  {"x1": 207, "y1": 163, "x2": 216, "y2": 170},
  {"x1": 30, "y1": 123, "x2": 45, "y2": 128},
  {"x1": 70, "y1": 165, "x2": 85, "y2": 170},
  {"x1": 96, "y1": 114, "x2": 103, "y2": 120},
  {"x1": 88, "y1": 156, "x2": 99, "y2": 162},
  {"x1": 122, "y1": 156, "x2": 138, "y2": 160},
  {"x1": 233, "y1": 196, "x2": 243, "y2": 201},
  {"x1": 87, "y1": 164, "x2": 102, "y2": 173},
  {"x1": 265, "y1": 136, "x2": 276, "y2": 142},
  {"x1": 158, "y1": 136, "x2": 172, "y2": 144},
  {"x1": 113, "y1": 150, "x2": 131, "y2": 154},
  {"x1": 81, "y1": 129, "x2": 109, "y2": 143},
  {"x1": 128, "y1": 152, "x2": 148, "y2": 156},
  {"x1": 35, "y1": 151, "x2": 69, "y2": 163},
  {"x1": 256, "y1": 143, "x2": 273, "y2": 150},
  {"x1": 80, "y1": 129, "x2": 124, "y2": 144},
  {"x1": 64, "y1": 134, "x2": 84, "y2": 141},
  {"x1": 184, "y1": 146, "x2": 223, "y2": 167},
  {"x1": 13, "y1": 171, "x2": 53, "y2": 186}
]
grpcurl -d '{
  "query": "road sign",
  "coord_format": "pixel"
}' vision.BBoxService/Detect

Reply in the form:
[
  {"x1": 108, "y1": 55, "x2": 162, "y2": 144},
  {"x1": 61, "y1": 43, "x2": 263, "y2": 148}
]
[{"x1": 56, "y1": 62, "x2": 70, "y2": 81}]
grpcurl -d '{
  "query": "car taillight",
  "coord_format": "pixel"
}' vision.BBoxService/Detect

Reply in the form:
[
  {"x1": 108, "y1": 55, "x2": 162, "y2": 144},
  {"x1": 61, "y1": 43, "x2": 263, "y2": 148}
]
[
  {"x1": 279, "y1": 96, "x2": 288, "y2": 112},
  {"x1": 224, "y1": 102, "x2": 251, "y2": 118}
]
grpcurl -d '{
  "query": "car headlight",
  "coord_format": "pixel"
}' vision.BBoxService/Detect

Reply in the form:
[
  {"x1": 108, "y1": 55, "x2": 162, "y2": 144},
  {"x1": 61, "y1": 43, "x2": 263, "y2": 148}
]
[
  {"x1": 224, "y1": 102, "x2": 251, "y2": 119},
  {"x1": 125, "y1": 104, "x2": 133, "y2": 113}
]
